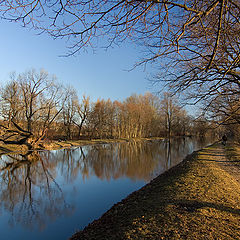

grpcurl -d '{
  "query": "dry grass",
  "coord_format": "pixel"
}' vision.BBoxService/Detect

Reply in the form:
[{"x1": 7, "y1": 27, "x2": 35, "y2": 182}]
[
  {"x1": 0, "y1": 137, "x2": 164, "y2": 155},
  {"x1": 43, "y1": 137, "x2": 164, "y2": 150},
  {"x1": 0, "y1": 143, "x2": 29, "y2": 155},
  {"x1": 70, "y1": 143, "x2": 240, "y2": 240}
]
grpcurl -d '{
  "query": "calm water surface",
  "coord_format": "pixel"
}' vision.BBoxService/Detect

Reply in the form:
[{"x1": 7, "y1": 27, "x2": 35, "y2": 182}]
[{"x1": 0, "y1": 137, "x2": 213, "y2": 239}]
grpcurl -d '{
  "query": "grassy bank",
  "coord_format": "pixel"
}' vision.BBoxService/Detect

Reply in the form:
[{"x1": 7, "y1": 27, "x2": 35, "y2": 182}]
[
  {"x1": 43, "y1": 137, "x2": 164, "y2": 150},
  {"x1": 70, "y1": 142, "x2": 240, "y2": 240},
  {"x1": 0, "y1": 137, "x2": 164, "y2": 155}
]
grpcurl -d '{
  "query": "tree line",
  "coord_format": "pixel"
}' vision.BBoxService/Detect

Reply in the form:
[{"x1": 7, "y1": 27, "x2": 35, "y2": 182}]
[
  {"x1": 0, "y1": 1, "x2": 239, "y2": 142},
  {"x1": 0, "y1": 69, "x2": 211, "y2": 149}
]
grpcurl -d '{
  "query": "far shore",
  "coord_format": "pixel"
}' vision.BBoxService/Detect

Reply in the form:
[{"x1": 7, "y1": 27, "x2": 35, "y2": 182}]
[
  {"x1": 70, "y1": 141, "x2": 240, "y2": 240},
  {"x1": 0, "y1": 137, "x2": 166, "y2": 155}
]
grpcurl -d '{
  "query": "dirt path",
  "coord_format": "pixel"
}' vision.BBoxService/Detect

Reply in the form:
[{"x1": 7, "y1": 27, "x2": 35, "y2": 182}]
[
  {"x1": 222, "y1": 143, "x2": 240, "y2": 183},
  {"x1": 201, "y1": 142, "x2": 240, "y2": 183}
]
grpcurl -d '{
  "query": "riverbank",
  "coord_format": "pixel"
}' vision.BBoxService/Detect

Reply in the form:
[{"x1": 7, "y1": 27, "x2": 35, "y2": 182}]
[
  {"x1": 0, "y1": 137, "x2": 164, "y2": 155},
  {"x1": 70, "y1": 142, "x2": 240, "y2": 240},
  {"x1": 43, "y1": 137, "x2": 164, "y2": 150}
]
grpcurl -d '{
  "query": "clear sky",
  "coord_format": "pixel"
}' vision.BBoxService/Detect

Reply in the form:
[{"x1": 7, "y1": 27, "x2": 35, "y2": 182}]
[{"x1": 0, "y1": 20, "x2": 157, "y2": 102}]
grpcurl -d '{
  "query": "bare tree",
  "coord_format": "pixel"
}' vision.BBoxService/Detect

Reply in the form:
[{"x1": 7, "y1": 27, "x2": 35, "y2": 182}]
[
  {"x1": 203, "y1": 86, "x2": 240, "y2": 139},
  {"x1": 73, "y1": 95, "x2": 91, "y2": 139},
  {"x1": 0, "y1": 75, "x2": 22, "y2": 126},
  {"x1": 0, "y1": 1, "x2": 238, "y2": 102},
  {"x1": 0, "y1": 69, "x2": 65, "y2": 149},
  {"x1": 87, "y1": 99, "x2": 114, "y2": 139},
  {"x1": 192, "y1": 117, "x2": 211, "y2": 137},
  {"x1": 161, "y1": 93, "x2": 180, "y2": 137},
  {"x1": 207, "y1": 86, "x2": 240, "y2": 125},
  {"x1": 61, "y1": 87, "x2": 78, "y2": 140}
]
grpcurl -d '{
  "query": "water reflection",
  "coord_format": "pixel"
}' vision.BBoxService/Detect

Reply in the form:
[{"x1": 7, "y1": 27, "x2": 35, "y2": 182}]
[
  {"x1": 0, "y1": 152, "x2": 74, "y2": 231},
  {"x1": 0, "y1": 137, "x2": 213, "y2": 239},
  {"x1": 52, "y1": 137, "x2": 209, "y2": 182}
]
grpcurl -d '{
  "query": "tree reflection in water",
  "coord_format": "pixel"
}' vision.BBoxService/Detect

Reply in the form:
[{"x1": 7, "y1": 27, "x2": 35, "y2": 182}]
[
  {"x1": 0, "y1": 137, "x2": 212, "y2": 232},
  {"x1": 0, "y1": 152, "x2": 74, "y2": 231},
  {"x1": 51, "y1": 137, "x2": 210, "y2": 182}
]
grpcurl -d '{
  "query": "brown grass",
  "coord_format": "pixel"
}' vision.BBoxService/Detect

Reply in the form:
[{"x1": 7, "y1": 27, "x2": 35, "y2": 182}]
[{"x1": 0, "y1": 137, "x2": 164, "y2": 155}]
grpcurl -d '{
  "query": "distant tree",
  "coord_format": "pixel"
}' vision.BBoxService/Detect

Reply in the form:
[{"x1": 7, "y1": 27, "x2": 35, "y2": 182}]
[
  {"x1": 73, "y1": 95, "x2": 91, "y2": 139},
  {"x1": 113, "y1": 100, "x2": 126, "y2": 139},
  {"x1": 88, "y1": 99, "x2": 109, "y2": 138},
  {"x1": 160, "y1": 93, "x2": 179, "y2": 137},
  {"x1": 192, "y1": 117, "x2": 210, "y2": 137},
  {"x1": 0, "y1": 69, "x2": 65, "y2": 149},
  {"x1": 0, "y1": 70, "x2": 196, "y2": 144},
  {"x1": 207, "y1": 88, "x2": 240, "y2": 126},
  {"x1": 141, "y1": 93, "x2": 161, "y2": 137},
  {"x1": 0, "y1": 74, "x2": 22, "y2": 126},
  {"x1": 62, "y1": 87, "x2": 78, "y2": 140},
  {"x1": 205, "y1": 88, "x2": 240, "y2": 139},
  {"x1": 124, "y1": 95, "x2": 141, "y2": 138},
  {"x1": 173, "y1": 109, "x2": 191, "y2": 136}
]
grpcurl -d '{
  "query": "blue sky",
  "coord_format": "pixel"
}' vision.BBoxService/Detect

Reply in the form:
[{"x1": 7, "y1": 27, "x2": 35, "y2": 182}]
[{"x1": 0, "y1": 20, "x2": 157, "y2": 102}]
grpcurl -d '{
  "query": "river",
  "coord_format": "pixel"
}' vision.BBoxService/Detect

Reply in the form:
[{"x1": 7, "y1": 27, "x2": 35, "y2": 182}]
[{"x1": 0, "y1": 137, "x2": 213, "y2": 239}]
